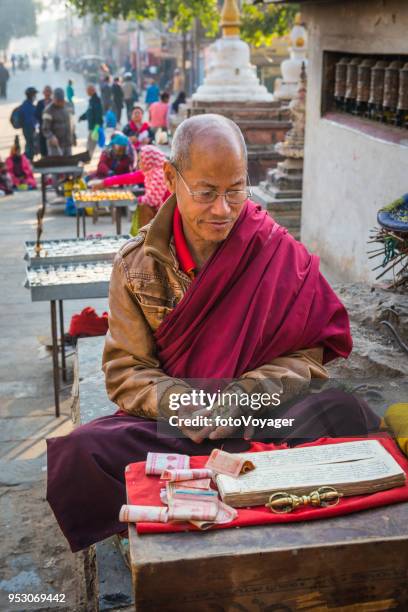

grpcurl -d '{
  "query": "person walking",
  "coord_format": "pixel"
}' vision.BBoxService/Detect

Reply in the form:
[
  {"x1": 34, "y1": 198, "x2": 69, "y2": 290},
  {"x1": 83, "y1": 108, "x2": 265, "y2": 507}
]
[
  {"x1": 149, "y1": 91, "x2": 170, "y2": 133},
  {"x1": 20, "y1": 87, "x2": 38, "y2": 161},
  {"x1": 111, "y1": 77, "x2": 124, "y2": 125},
  {"x1": 11, "y1": 54, "x2": 16, "y2": 74},
  {"x1": 172, "y1": 68, "x2": 184, "y2": 95},
  {"x1": 36, "y1": 85, "x2": 53, "y2": 158},
  {"x1": 0, "y1": 62, "x2": 10, "y2": 98},
  {"x1": 79, "y1": 84, "x2": 103, "y2": 159},
  {"x1": 41, "y1": 88, "x2": 73, "y2": 156},
  {"x1": 145, "y1": 78, "x2": 160, "y2": 107},
  {"x1": 100, "y1": 75, "x2": 112, "y2": 113},
  {"x1": 122, "y1": 73, "x2": 138, "y2": 121},
  {"x1": 66, "y1": 80, "x2": 75, "y2": 105}
]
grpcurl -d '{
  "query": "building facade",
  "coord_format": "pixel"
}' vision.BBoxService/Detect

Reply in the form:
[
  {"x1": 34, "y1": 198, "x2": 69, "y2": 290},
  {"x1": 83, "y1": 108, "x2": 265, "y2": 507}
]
[{"x1": 275, "y1": 0, "x2": 408, "y2": 282}]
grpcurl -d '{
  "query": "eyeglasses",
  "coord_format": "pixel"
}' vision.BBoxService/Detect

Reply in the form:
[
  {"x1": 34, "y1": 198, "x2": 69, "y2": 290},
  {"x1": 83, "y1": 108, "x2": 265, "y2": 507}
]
[{"x1": 174, "y1": 167, "x2": 251, "y2": 205}]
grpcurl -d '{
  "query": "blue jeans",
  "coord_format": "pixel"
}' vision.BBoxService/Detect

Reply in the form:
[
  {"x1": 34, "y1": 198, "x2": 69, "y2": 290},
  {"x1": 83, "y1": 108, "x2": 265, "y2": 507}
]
[{"x1": 23, "y1": 126, "x2": 35, "y2": 160}]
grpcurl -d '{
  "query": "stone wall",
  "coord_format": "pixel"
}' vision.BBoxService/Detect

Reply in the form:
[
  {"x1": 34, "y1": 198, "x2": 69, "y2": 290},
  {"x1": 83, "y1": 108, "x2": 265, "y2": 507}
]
[
  {"x1": 301, "y1": 0, "x2": 408, "y2": 281},
  {"x1": 189, "y1": 100, "x2": 290, "y2": 183}
]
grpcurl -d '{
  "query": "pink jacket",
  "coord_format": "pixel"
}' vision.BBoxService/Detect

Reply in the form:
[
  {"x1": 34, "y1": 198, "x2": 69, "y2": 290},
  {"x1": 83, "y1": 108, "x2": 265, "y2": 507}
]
[
  {"x1": 102, "y1": 146, "x2": 170, "y2": 209},
  {"x1": 103, "y1": 170, "x2": 145, "y2": 187},
  {"x1": 5, "y1": 154, "x2": 37, "y2": 188}
]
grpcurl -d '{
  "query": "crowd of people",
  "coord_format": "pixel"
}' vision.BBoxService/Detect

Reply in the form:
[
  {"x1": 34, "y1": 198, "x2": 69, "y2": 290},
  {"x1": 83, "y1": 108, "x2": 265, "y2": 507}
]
[
  {"x1": 2, "y1": 62, "x2": 188, "y2": 229},
  {"x1": 9, "y1": 84, "x2": 76, "y2": 162}
]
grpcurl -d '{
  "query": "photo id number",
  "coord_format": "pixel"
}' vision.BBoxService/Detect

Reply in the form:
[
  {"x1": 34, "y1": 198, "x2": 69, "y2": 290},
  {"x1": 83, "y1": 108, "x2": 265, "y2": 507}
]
[{"x1": 8, "y1": 593, "x2": 66, "y2": 604}]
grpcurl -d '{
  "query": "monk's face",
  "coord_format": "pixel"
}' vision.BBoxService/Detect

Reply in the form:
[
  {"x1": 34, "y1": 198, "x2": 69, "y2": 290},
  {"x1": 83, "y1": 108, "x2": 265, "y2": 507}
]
[{"x1": 165, "y1": 134, "x2": 247, "y2": 244}]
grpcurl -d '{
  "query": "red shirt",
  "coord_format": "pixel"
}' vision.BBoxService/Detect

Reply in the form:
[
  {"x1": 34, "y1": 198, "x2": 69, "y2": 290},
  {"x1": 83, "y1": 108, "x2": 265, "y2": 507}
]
[{"x1": 173, "y1": 205, "x2": 196, "y2": 277}]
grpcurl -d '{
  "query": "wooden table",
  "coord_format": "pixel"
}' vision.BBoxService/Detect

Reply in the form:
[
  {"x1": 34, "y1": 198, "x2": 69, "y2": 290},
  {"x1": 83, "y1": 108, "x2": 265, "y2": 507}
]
[
  {"x1": 75, "y1": 337, "x2": 408, "y2": 611},
  {"x1": 129, "y1": 504, "x2": 408, "y2": 610}
]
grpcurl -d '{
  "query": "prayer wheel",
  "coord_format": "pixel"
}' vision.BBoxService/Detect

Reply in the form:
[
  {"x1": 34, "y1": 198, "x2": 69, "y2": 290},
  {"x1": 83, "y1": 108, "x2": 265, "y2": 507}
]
[
  {"x1": 396, "y1": 62, "x2": 408, "y2": 128},
  {"x1": 383, "y1": 60, "x2": 403, "y2": 123},
  {"x1": 334, "y1": 57, "x2": 350, "y2": 110},
  {"x1": 355, "y1": 58, "x2": 376, "y2": 116},
  {"x1": 368, "y1": 60, "x2": 388, "y2": 119},
  {"x1": 344, "y1": 57, "x2": 362, "y2": 113}
]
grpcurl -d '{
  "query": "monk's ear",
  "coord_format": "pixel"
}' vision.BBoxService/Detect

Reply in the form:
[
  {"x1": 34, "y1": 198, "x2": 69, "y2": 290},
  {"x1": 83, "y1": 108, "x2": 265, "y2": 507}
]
[{"x1": 163, "y1": 161, "x2": 177, "y2": 193}]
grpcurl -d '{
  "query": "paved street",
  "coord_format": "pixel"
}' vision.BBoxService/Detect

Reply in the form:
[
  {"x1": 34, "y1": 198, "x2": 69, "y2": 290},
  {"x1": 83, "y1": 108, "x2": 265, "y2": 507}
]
[
  {"x1": 0, "y1": 64, "x2": 133, "y2": 610},
  {"x1": 0, "y1": 62, "x2": 89, "y2": 159}
]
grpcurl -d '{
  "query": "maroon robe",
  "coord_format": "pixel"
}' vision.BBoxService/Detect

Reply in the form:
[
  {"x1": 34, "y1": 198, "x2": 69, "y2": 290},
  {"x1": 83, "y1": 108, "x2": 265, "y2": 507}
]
[{"x1": 47, "y1": 202, "x2": 379, "y2": 552}]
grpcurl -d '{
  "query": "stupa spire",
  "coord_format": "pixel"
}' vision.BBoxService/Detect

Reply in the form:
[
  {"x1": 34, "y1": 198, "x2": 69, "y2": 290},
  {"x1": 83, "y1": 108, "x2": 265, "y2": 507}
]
[
  {"x1": 221, "y1": 0, "x2": 241, "y2": 38},
  {"x1": 192, "y1": 0, "x2": 272, "y2": 102}
]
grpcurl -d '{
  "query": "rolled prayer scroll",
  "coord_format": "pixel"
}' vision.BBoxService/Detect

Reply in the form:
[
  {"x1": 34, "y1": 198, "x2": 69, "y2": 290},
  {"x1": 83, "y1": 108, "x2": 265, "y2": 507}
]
[
  {"x1": 168, "y1": 485, "x2": 218, "y2": 502},
  {"x1": 168, "y1": 499, "x2": 218, "y2": 522},
  {"x1": 190, "y1": 500, "x2": 238, "y2": 530},
  {"x1": 145, "y1": 452, "x2": 190, "y2": 476},
  {"x1": 215, "y1": 500, "x2": 238, "y2": 524},
  {"x1": 177, "y1": 478, "x2": 211, "y2": 489},
  {"x1": 119, "y1": 504, "x2": 168, "y2": 523},
  {"x1": 160, "y1": 468, "x2": 213, "y2": 481},
  {"x1": 205, "y1": 448, "x2": 255, "y2": 478}
]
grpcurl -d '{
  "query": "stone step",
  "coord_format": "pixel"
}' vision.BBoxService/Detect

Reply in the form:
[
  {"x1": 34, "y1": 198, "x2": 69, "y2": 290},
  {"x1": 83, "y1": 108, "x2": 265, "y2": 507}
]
[{"x1": 252, "y1": 186, "x2": 302, "y2": 211}]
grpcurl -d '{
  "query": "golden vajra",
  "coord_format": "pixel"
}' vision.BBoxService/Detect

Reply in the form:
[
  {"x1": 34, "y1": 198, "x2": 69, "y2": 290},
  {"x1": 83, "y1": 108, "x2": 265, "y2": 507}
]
[{"x1": 265, "y1": 486, "x2": 343, "y2": 514}]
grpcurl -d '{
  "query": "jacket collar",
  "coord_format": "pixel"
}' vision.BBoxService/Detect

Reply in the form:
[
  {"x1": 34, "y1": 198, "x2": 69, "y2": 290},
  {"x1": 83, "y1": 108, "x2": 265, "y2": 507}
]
[{"x1": 144, "y1": 193, "x2": 177, "y2": 268}]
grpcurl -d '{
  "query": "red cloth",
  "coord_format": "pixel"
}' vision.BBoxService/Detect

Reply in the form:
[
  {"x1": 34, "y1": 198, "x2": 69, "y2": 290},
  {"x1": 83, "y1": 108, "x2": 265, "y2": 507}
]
[
  {"x1": 68, "y1": 307, "x2": 109, "y2": 337},
  {"x1": 125, "y1": 434, "x2": 408, "y2": 534},
  {"x1": 173, "y1": 205, "x2": 196, "y2": 275},
  {"x1": 155, "y1": 200, "x2": 352, "y2": 379}
]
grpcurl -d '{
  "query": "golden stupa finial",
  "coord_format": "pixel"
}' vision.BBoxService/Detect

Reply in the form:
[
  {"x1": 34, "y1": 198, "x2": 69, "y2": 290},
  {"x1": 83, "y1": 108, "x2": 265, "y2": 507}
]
[
  {"x1": 292, "y1": 12, "x2": 305, "y2": 48},
  {"x1": 221, "y1": 0, "x2": 241, "y2": 38}
]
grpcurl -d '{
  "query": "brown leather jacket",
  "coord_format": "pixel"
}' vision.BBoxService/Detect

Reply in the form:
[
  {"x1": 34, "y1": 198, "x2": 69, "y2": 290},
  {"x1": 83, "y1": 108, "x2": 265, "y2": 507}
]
[{"x1": 102, "y1": 195, "x2": 329, "y2": 419}]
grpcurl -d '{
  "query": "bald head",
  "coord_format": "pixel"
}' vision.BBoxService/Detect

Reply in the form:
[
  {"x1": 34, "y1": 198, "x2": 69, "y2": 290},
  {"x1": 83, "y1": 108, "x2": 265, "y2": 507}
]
[{"x1": 170, "y1": 114, "x2": 247, "y2": 172}]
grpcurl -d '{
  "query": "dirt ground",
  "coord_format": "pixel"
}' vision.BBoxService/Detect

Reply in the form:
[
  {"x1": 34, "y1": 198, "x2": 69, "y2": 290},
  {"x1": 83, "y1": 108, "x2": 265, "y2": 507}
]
[{"x1": 0, "y1": 189, "x2": 122, "y2": 612}]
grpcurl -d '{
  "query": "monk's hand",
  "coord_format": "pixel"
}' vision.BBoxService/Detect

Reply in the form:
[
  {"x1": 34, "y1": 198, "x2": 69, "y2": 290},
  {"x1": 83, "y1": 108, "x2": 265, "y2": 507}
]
[
  {"x1": 158, "y1": 385, "x2": 217, "y2": 444},
  {"x1": 208, "y1": 381, "x2": 268, "y2": 441},
  {"x1": 208, "y1": 403, "x2": 254, "y2": 441},
  {"x1": 177, "y1": 405, "x2": 216, "y2": 444}
]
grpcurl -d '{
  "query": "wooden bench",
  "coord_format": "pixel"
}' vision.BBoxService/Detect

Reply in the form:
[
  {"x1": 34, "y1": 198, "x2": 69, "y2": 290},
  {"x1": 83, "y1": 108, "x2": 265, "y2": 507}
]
[
  {"x1": 75, "y1": 336, "x2": 408, "y2": 611},
  {"x1": 74, "y1": 336, "x2": 134, "y2": 611}
]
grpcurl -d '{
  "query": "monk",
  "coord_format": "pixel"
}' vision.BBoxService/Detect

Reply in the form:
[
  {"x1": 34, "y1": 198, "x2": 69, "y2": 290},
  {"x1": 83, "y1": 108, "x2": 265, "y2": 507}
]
[{"x1": 47, "y1": 114, "x2": 380, "y2": 552}]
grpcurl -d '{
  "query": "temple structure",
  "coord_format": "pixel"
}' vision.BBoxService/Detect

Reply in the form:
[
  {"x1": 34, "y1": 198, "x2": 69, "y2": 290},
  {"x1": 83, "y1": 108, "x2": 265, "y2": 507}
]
[
  {"x1": 274, "y1": 13, "x2": 308, "y2": 101},
  {"x1": 189, "y1": 0, "x2": 290, "y2": 183},
  {"x1": 253, "y1": 63, "x2": 307, "y2": 240}
]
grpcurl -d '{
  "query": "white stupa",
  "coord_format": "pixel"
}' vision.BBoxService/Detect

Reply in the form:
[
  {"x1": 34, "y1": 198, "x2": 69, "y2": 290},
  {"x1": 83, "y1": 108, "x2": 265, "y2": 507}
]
[
  {"x1": 274, "y1": 14, "x2": 308, "y2": 101},
  {"x1": 193, "y1": 0, "x2": 273, "y2": 103}
]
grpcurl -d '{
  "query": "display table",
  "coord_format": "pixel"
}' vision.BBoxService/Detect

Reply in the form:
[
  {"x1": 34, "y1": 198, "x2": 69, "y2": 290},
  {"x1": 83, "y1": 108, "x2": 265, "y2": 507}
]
[
  {"x1": 73, "y1": 190, "x2": 140, "y2": 237},
  {"x1": 35, "y1": 165, "x2": 84, "y2": 215},
  {"x1": 74, "y1": 336, "x2": 408, "y2": 611},
  {"x1": 24, "y1": 236, "x2": 129, "y2": 416}
]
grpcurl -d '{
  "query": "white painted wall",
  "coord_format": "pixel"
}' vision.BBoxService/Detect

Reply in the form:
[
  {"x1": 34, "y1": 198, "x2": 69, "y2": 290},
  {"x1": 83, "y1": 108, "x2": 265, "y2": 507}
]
[{"x1": 301, "y1": 0, "x2": 408, "y2": 281}]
